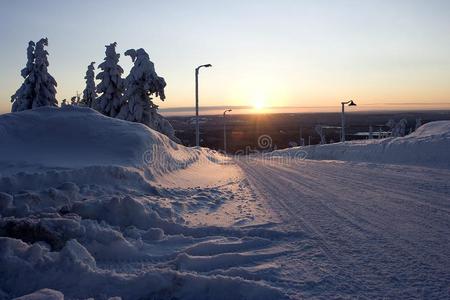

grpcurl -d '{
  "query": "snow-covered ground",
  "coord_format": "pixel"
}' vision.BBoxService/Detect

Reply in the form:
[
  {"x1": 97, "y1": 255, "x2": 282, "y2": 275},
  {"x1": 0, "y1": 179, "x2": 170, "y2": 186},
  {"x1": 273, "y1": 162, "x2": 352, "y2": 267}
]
[
  {"x1": 267, "y1": 120, "x2": 450, "y2": 168},
  {"x1": 1, "y1": 107, "x2": 449, "y2": 299},
  {"x1": 237, "y1": 158, "x2": 450, "y2": 298},
  {"x1": 0, "y1": 107, "x2": 286, "y2": 299}
]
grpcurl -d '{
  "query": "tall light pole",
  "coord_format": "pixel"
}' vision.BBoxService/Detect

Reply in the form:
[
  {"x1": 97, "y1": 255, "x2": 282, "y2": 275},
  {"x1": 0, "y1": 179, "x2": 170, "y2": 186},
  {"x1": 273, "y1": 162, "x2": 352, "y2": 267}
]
[
  {"x1": 223, "y1": 109, "x2": 232, "y2": 153},
  {"x1": 195, "y1": 64, "x2": 212, "y2": 147},
  {"x1": 341, "y1": 100, "x2": 357, "y2": 142}
]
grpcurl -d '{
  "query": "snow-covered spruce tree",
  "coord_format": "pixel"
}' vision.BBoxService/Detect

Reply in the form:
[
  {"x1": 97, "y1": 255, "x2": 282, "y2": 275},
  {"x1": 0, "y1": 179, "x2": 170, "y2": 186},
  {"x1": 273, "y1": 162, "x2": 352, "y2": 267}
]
[
  {"x1": 119, "y1": 48, "x2": 178, "y2": 142},
  {"x1": 79, "y1": 62, "x2": 97, "y2": 107},
  {"x1": 31, "y1": 38, "x2": 58, "y2": 108},
  {"x1": 11, "y1": 38, "x2": 58, "y2": 111},
  {"x1": 11, "y1": 41, "x2": 36, "y2": 112},
  {"x1": 94, "y1": 43, "x2": 125, "y2": 117}
]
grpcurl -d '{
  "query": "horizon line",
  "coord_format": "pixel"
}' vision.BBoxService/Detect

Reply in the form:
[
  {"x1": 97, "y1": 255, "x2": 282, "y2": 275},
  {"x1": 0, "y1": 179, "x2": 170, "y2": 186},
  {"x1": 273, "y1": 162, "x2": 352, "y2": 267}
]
[
  {"x1": 160, "y1": 102, "x2": 450, "y2": 111},
  {"x1": 159, "y1": 103, "x2": 450, "y2": 117}
]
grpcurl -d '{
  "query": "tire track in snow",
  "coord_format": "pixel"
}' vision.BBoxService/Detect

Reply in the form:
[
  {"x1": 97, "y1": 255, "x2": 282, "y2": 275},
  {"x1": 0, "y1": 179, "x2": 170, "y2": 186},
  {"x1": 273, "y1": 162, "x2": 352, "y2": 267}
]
[
  {"x1": 236, "y1": 158, "x2": 367, "y2": 292},
  {"x1": 267, "y1": 159, "x2": 450, "y2": 268},
  {"x1": 260, "y1": 160, "x2": 450, "y2": 274},
  {"x1": 237, "y1": 157, "x2": 450, "y2": 297}
]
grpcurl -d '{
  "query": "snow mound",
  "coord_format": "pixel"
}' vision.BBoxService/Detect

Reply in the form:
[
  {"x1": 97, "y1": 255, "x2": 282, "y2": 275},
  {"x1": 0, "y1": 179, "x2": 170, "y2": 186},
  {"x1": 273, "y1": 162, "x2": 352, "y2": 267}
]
[
  {"x1": 268, "y1": 121, "x2": 450, "y2": 168},
  {"x1": 0, "y1": 105, "x2": 212, "y2": 170},
  {"x1": 0, "y1": 106, "x2": 224, "y2": 192},
  {"x1": 407, "y1": 120, "x2": 450, "y2": 138}
]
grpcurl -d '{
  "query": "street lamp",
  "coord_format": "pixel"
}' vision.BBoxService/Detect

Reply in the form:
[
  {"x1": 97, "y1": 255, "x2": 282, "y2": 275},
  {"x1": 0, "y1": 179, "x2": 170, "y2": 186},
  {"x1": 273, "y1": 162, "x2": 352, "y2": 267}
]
[
  {"x1": 341, "y1": 100, "x2": 357, "y2": 142},
  {"x1": 195, "y1": 64, "x2": 212, "y2": 147},
  {"x1": 223, "y1": 109, "x2": 232, "y2": 153}
]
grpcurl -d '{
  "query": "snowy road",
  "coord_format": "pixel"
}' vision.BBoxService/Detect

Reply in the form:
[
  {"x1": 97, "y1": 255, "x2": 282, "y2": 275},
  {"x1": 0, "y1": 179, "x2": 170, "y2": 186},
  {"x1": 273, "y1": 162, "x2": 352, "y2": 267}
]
[{"x1": 237, "y1": 157, "x2": 450, "y2": 298}]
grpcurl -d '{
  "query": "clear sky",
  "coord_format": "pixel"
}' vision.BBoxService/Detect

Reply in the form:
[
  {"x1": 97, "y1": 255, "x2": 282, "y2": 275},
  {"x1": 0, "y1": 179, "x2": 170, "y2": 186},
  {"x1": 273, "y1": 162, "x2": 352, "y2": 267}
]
[{"x1": 1, "y1": 0, "x2": 449, "y2": 114}]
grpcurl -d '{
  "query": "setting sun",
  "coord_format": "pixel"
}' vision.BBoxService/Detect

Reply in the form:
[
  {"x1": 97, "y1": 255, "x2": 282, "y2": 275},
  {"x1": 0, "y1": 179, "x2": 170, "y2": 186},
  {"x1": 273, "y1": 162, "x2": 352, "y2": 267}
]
[
  {"x1": 253, "y1": 100, "x2": 265, "y2": 110},
  {"x1": 251, "y1": 92, "x2": 268, "y2": 112}
]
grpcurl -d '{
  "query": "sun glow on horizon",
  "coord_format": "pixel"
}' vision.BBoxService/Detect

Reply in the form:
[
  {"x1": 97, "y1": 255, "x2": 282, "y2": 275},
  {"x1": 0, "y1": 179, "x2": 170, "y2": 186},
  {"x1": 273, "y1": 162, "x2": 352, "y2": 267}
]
[
  {"x1": 253, "y1": 100, "x2": 265, "y2": 110},
  {"x1": 251, "y1": 92, "x2": 268, "y2": 112}
]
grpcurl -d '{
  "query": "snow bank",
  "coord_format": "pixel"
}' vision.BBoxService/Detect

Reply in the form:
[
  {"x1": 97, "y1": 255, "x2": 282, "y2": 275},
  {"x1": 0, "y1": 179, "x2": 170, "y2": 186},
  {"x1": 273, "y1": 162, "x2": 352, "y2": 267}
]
[
  {"x1": 0, "y1": 106, "x2": 224, "y2": 192},
  {"x1": 268, "y1": 121, "x2": 450, "y2": 168},
  {"x1": 0, "y1": 105, "x2": 216, "y2": 170}
]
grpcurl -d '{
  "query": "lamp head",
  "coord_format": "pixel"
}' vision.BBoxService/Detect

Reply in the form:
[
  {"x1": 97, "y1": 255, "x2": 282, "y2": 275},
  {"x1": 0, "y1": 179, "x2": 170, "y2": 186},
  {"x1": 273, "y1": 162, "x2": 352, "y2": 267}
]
[
  {"x1": 196, "y1": 64, "x2": 212, "y2": 72},
  {"x1": 348, "y1": 100, "x2": 357, "y2": 106}
]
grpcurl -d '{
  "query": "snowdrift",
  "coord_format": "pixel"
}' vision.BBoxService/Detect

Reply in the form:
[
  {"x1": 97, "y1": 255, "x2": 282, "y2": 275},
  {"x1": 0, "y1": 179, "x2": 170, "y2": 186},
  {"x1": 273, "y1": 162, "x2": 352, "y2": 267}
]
[
  {"x1": 0, "y1": 106, "x2": 223, "y2": 192},
  {"x1": 0, "y1": 105, "x2": 217, "y2": 170},
  {"x1": 268, "y1": 121, "x2": 450, "y2": 168}
]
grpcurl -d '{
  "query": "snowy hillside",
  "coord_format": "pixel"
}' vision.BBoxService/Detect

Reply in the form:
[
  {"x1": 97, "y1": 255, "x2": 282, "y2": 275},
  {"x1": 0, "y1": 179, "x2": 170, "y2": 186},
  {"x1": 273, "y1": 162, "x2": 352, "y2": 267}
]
[
  {"x1": 0, "y1": 105, "x2": 213, "y2": 171},
  {"x1": 0, "y1": 107, "x2": 285, "y2": 299},
  {"x1": 0, "y1": 106, "x2": 225, "y2": 192},
  {"x1": 268, "y1": 121, "x2": 450, "y2": 168}
]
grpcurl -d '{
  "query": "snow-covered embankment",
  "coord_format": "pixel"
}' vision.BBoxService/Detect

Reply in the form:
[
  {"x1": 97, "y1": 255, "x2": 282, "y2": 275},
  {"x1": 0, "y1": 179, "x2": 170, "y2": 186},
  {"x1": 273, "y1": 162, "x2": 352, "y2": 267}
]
[{"x1": 268, "y1": 121, "x2": 450, "y2": 168}]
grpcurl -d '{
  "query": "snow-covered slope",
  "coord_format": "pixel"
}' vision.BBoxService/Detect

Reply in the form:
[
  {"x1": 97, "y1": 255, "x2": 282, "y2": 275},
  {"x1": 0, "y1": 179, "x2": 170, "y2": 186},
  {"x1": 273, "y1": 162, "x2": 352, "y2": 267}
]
[
  {"x1": 0, "y1": 107, "x2": 286, "y2": 299},
  {"x1": 0, "y1": 106, "x2": 225, "y2": 193},
  {"x1": 0, "y1": 105, "x2": 213, "y2": 171},
  {"x1": 268, "y1": 121, "x2": 450, "y2": 168}
]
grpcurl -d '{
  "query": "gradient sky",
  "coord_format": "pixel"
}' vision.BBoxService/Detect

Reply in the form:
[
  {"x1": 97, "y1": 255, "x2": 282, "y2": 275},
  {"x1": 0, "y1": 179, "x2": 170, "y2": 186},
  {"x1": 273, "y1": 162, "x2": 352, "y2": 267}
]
[{"x1": 1, "y1": 0, "x2": 450, "y2": 114}]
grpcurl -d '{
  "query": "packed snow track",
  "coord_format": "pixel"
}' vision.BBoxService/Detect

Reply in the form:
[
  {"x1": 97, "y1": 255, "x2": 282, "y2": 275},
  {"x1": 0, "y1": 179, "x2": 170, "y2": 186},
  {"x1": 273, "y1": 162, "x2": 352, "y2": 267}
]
[{"x1": 237, "y1": 157, "x2": 450, "y2": 298}]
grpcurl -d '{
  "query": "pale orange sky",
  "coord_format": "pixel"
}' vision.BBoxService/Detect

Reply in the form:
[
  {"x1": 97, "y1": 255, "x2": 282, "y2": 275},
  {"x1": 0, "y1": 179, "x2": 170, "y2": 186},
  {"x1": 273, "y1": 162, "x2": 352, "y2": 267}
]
[{"x1": 1, "y1": 0, "x2": 450, "y2": 114}]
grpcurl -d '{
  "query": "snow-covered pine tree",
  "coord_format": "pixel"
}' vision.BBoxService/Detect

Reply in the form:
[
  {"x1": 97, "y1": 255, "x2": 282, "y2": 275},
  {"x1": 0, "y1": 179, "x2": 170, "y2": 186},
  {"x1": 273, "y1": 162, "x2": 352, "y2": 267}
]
[
  {"x1": 119, "y1": 48, "x2": 178, "y2": 141},
  {"x1": 80, "y1": 62, "x2": 97, "y2": 107},
  {"x1": 11, "y1": 41, "x2": 35, "y2": 112},
  {"x1": 119, "y1": 48, "x2": 165, "y2": 122},
  {"x1": 94, "y1": 43, "x2": 125, "y2": 117},
  {"x1": 11, "y1": 38, "x2": 58, "y2": 111},
  {"x1": 397, "y1": 119, "x2": 407, "y2": 137},
  {"x1": 31, "y1": 38, "x2": 58, "y2": 108}
]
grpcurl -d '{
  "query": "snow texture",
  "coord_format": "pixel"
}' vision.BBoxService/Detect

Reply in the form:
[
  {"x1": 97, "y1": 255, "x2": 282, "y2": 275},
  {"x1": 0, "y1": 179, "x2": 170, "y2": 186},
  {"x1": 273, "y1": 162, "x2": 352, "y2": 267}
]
[{"x1": 11, "y1": 38, "x2": 58, "y2": 112}]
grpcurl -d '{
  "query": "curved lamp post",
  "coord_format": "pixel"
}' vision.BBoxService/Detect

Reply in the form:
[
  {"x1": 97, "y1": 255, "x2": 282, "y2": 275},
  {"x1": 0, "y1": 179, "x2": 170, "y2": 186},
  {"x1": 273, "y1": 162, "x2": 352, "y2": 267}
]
[
  {"x1": 195, "y1": 64, "x2": 212, "y2": 147},
  {"x1": 341, "y1": 100, "x2": 357, "y2": 142},
  {"x1": 223, "y1": 109, "x2": 232, "y2": 153}
]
